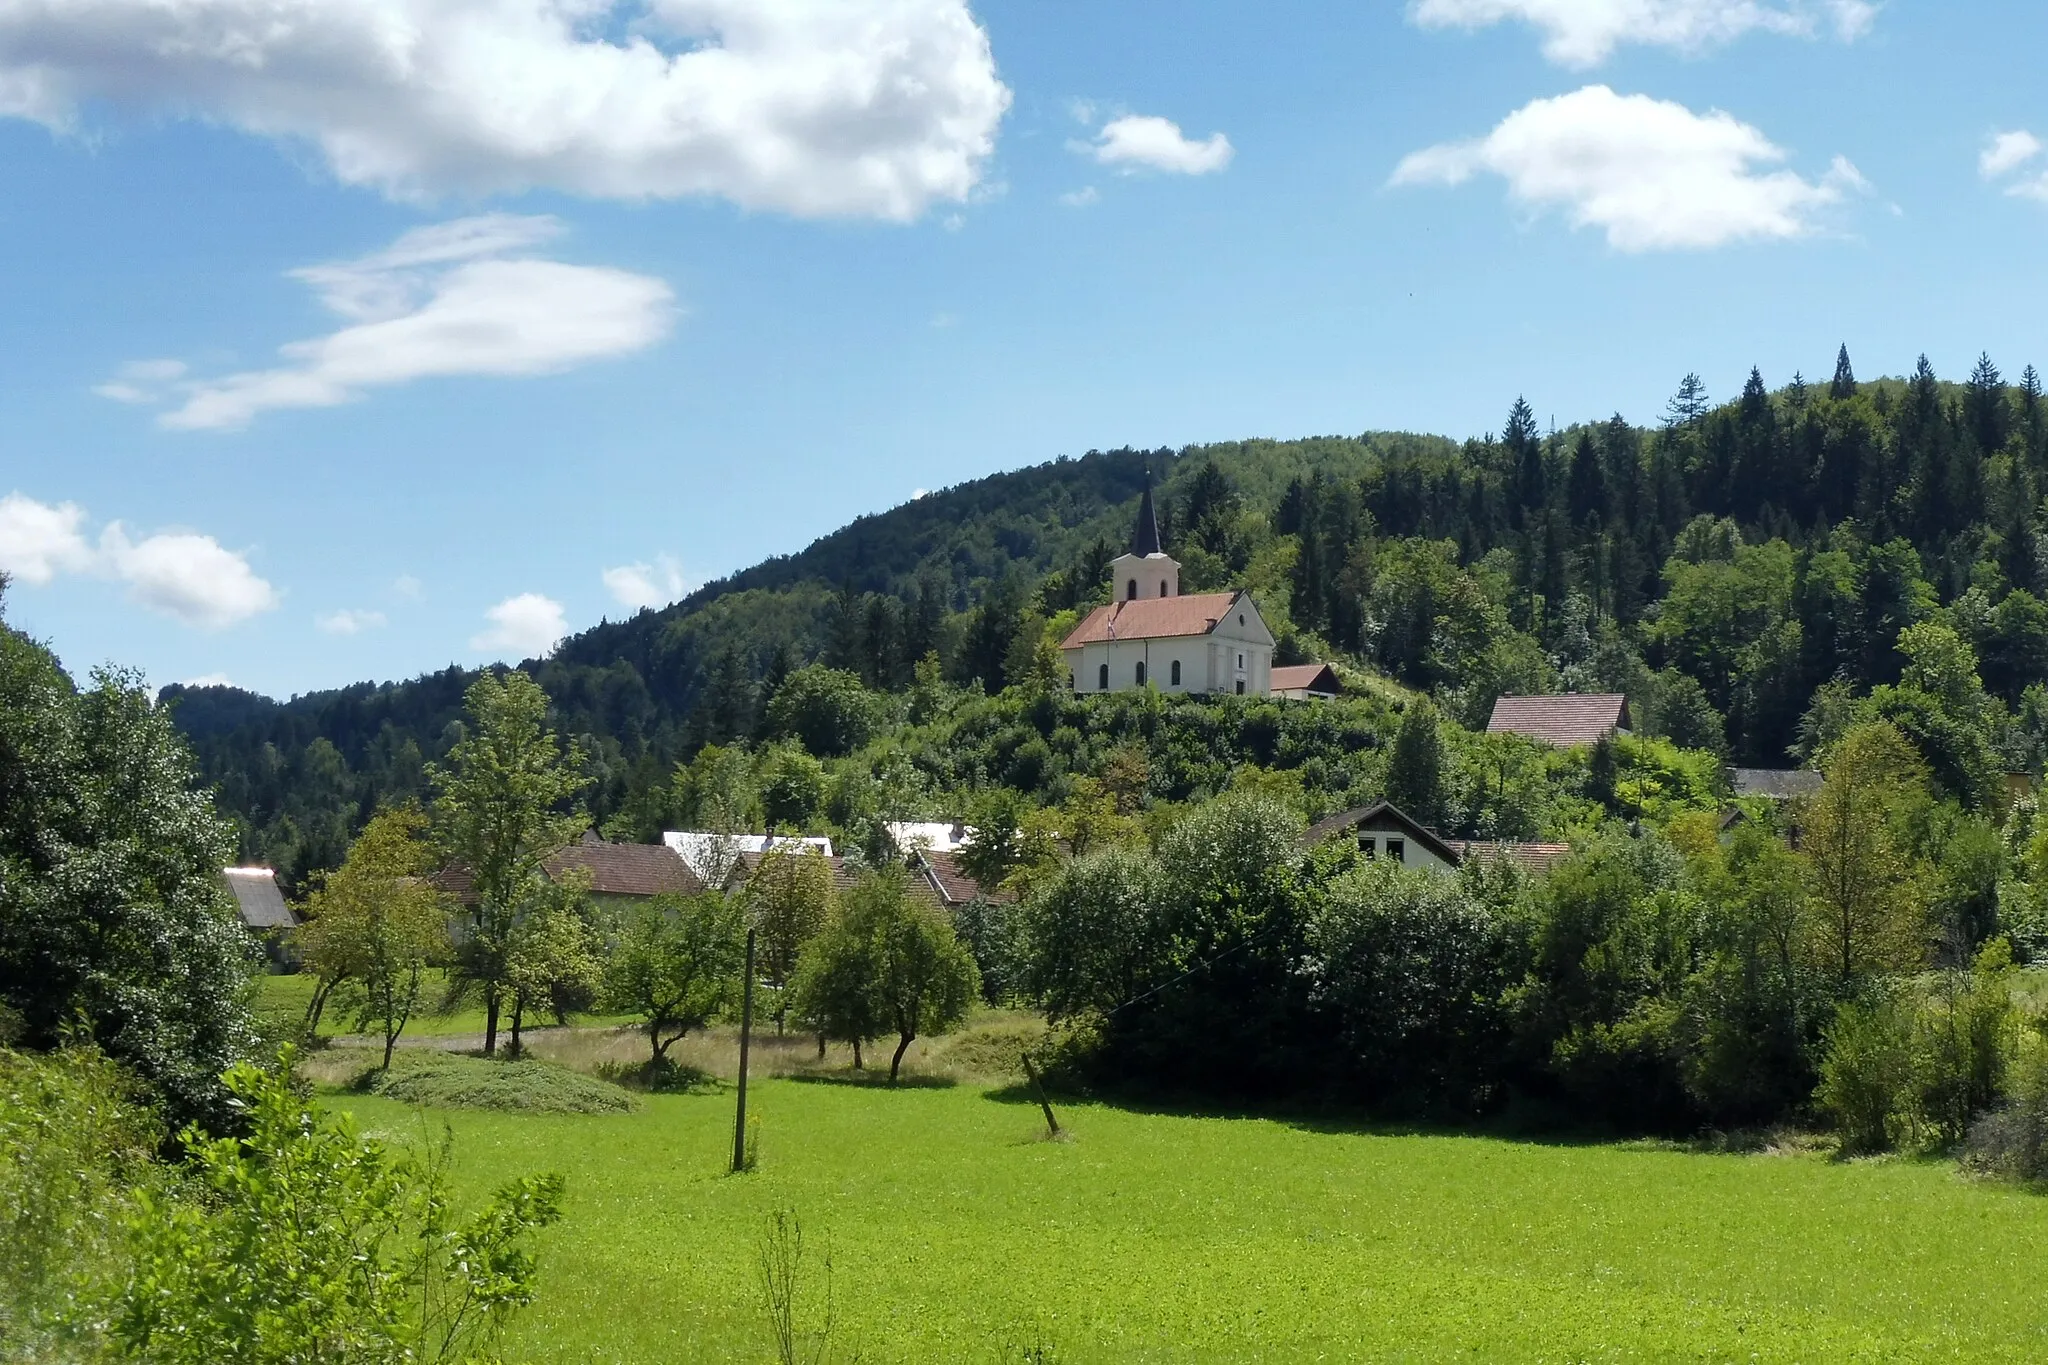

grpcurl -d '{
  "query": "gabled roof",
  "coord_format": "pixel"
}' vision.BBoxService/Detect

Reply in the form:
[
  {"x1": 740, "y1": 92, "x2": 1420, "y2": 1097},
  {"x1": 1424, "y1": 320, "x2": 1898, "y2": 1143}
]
[
  {"x1": 1487, "y1": 694, "x2": 1630, "y2": 748},
  {"x1": 662, "y1": 832, "x2": 834, "y2": 881},
  {"x1": 1727, "y1": 768, "x2": 1824, "y2": 801},
  {"x1": 1303, "y1": 801, "x2": 1463, "y2": 867},
  {"x1": 222, "y1": 867, "x2": 297, "y2": 930},
  {"x1": 913, "y1": 849, "x2": 1017, "y2": 906},
  {"x1": 725, "y1": 853, "x2": 947, "y2": 911},
  {"x1": 1446, "y1": 840, "x2": 1575, "y2": 875},
  {"x1": 1060, "y1": 591, "x2": 1245, "y2": 647},
  {"x1": 546, "y1": 840, "x2": 703, "y2": 897},
  {"x1": 1270, "y1": 663, "x2": 1341, "y2": 695}
]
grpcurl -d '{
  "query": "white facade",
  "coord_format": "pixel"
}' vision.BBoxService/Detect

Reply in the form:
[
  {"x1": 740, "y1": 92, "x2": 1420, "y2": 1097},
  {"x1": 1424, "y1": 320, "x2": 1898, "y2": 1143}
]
[
  {"x1": 1111, "y1": 551, "x2": 1180, "y2": 602},
  {"x1": 662, "y1": 831, "x2": 833, "y2": 882},
  {"x1": 1343, "y1": 817, "x2": 1459, "y2": 875},
  {"x1": 1064, "y1": 592, "x2": 1276, "y2": 698}
]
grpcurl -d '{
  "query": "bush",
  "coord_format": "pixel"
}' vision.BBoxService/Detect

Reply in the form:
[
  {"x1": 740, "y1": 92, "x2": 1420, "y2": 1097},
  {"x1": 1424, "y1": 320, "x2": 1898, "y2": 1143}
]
[
  {"x1": 359, "y1": 1049, "x2": 637, "y2": 1115},
  {"x1": 1964, "y1": 1057, "x2": 2048, "y2": 1184},
  {"x1": 1818, "y1": 992, "x2": 1923, "y2": 1155}
]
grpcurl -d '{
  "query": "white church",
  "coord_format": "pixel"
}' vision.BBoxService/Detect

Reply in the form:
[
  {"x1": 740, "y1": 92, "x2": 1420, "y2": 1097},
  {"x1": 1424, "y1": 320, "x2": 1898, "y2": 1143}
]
[{"x1": 1060, "y1": 483, "x2": 1277, "y2": 697}]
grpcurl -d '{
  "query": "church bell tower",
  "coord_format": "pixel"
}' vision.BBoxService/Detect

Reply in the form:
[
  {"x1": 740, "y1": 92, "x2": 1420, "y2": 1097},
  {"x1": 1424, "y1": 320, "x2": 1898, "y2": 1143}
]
[{"x1": 1109, "y1": 476, "x2": 1180, "y2": 601}]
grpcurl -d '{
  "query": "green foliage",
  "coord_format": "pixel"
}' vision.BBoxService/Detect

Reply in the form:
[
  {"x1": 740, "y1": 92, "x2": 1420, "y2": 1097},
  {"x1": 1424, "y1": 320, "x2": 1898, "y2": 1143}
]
[
  {"x1": 115, "y1": 1053, "x2": 564, "y2": 1364},
  {"x1": 1383, "y1": 701, "x2": 1447, "y2": 827},
  {"x1": 764, "y1": 666, "x2": 884, "y2": 759},
  {"x1": 0, "y1": 610, "x2": 257, "y2": 1130},
  {"x1": 760, "y1": 745, "x2": 828, "y2": 832},
  {"x1": 603, "y1": 893, "x2": 746, "y2": 1065},
  {"x1": 357, "y1": 1048, "x2": 636, "y2": 1116},
  {"x1": 794, "y1": 872, "x2": 978, "y2": 1082},
  {"x1": 744, "y1": 846, "x2": 837, "y2": 1030}
]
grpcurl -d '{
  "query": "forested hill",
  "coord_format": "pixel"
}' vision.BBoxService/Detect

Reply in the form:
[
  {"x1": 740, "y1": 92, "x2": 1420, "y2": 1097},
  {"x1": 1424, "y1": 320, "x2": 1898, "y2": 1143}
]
[{"x1": 168, "y1": 348, "x2": 2048, "y2": 888}]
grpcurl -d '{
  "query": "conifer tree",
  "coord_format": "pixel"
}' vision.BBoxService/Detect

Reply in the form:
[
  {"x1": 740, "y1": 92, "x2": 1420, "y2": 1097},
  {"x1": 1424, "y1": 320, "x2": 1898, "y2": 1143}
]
[
  {"x1": 1566, "y1": 430, "x2": 1608, "y2": 530},
  {"x1": 1665, "y1": 373, "x2": 1710, "y2": 428},
  {"x1": 1830, "y1": 344, "x2": 1857, "y2": 400},
  {"x1": 1965, "y1": 352, "x2": 2009, "y2": 456}
]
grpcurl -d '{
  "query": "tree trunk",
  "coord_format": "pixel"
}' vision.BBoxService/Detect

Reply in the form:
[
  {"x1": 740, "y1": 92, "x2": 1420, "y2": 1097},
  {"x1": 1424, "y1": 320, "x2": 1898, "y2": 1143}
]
[
  {"x1": 483, "y1": 989, "x2": 501, "y2": 1057},
  {"x1": 382, "y1": 1028, "x2": 397, "y2": 1071},
  {"x1": 852, "y1": 1038, "x2": 863, "y2": 1070},
  {"x1": 816, "y1": 1032, "x2": 827, "y2": 1060},
  {"x1": 890, "y1": 1032, "x2": 914, "y2": 1084},
  {"x1": 508, "y1": 997, "x2": 525, "y2": 1059}
]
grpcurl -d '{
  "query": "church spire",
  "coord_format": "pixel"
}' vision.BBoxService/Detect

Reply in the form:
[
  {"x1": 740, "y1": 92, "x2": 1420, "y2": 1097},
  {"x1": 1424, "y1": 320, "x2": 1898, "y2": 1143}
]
[{"x1": 1131, "y1": 474, "x2": 1162, "y2": 557}]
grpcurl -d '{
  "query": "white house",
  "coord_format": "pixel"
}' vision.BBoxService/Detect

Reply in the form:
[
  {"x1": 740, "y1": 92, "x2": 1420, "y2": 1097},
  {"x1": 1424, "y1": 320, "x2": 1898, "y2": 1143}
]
[
  {"x1": 1304, "y1": 802, "x2": 1573, "y2": 878},
  {"x1": 1060, "y1": 482, "x2": 1276, "y2": 697},
  {"x1": 662, "y1": 831, "x2": 833, "y2": 883}
]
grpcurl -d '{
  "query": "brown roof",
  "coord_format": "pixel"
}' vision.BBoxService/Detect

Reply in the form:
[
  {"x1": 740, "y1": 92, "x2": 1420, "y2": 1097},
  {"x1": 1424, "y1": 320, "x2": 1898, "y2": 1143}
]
[
  {"x1": 221, "y1": 867, "x2": 297, "y2": 930},
  {"x1": 1446, "y1": 840, "x2": 1575, "y2": 875},
  {"x1": 1061, "y1": 592, "x2": 1243, "y2": 647},
  {"x1": 1304, "y1": 802, "x2": 1463, "y2": 867},
  {"x1": 1486, "y1": 694, "x2": 1630, "y2": 748},
  {"x1": 726, "y1": 853, "x2": 946, "y2": 910},
  {"x1": 1270, "y1": 663, "x2": 1341, "y2": 695},
  {"x1": 546, "y1": 841, "x2": 703, "y2": 897},
  {"x1": 914, "y1": 849, "x2": 1016, "y2": 906}
]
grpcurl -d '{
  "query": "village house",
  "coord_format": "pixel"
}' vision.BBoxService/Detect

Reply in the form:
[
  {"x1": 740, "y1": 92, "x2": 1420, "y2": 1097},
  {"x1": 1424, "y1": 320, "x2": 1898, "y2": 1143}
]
[
  {"x1": 662, "y1": 831, "x2": 834, "y2": 884},
  {"x1": 1487, "y1": 693, "x2": 1631, "y2": 748},
  {"x1": 1269, "y1": 663, "x2": 1343, "y2": 700},
  {"x1": 221, "y1": 865, "x2": 299, "y2": 968},
  {"x1": 435, "y1": 833, "x2": 703, "y2": 908},
  {"x1": 1060, "y1": 482, "x2": 1277, "y2": 697},
  {"x1": 1305, "y1": 801, "x2": 1573, "y2": 878}
]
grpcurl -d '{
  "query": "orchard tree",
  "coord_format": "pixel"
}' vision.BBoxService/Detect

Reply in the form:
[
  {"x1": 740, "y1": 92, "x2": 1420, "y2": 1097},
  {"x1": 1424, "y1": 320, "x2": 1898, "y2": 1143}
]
[
  {"x1": 503, "y1": 877, "x2": 602, "y2": 1057},
  {"x1": 743, "y1": 844, "x2": 836, "y2": 1033},
  {"x1": 430, "y1": 671, "x2": 590, "y2": 1057},
  {"x1": 297, "y1": 808, "x2": 451, "y2": 1069},
  {"x1": 603, "y1": 893, "x2": 745, "y2": 1067},
  {"x1": 862, "y1": 873, "x2": 980, "y2": 1082}
]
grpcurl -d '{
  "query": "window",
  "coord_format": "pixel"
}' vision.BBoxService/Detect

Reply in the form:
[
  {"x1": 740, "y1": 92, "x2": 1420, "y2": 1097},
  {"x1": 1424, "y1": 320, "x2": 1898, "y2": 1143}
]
[
  {"x1": 1235, "y1": 680, "x2": 1246, "y2": 695},
  {"x1": 1098, "y1": 663, "x2": 1109, "y2": 690},
  {"x1": 1127, "y1": 579, "x2": 1138, "y2": 601},
  {"x1": 1170, "y1": 660, "x2": 1181, "y2": 686},
  {"x1": 1135, "y1": 661, "x2": 1146, "y2": 686},
  {"x1": 1239, "y1": 614, "x2": 1245, "y2": 626},
  {"x1": 1386, "y1": 839, "x2": 1406, "y2": 864},
  {"x1": 1358, "y1": 835, "x2": 1375, "y2": 859},
  {"x1": 1159, "y1": 581, "x2": 1168, "y2": 597},
  {"x1": 1237, "y1": 653, "x2": 1244, "y2": 668}
]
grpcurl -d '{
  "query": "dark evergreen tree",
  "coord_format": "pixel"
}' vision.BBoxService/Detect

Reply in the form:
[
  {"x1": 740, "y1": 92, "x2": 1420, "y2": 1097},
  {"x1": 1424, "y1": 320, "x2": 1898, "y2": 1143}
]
[
  {"x1": 1504, "y1": 397, "x2": 1544, "y2": 529},
  {"x1": 1665, "y1": 373, "x2": 1710, "y2": 428},
  {"x1": 1830, "y1": 344, "x2": 1857, "y2": 400},
  {"x1": 1566, "y1": 430, "x2": 1608, "y2": 530},
  {"x1": 1965, "y1": 352, "x2": 2009, "y2": 457}
]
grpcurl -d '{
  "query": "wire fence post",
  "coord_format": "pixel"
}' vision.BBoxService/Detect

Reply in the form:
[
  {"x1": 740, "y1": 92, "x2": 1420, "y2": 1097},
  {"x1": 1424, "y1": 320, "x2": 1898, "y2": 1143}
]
[
  {"x1": 1021, "y1": 1050, "x2": 1060, "y2": 1139},
  {"x1": 733, "y1": 928, "x2": 757, "y2": 1174}
]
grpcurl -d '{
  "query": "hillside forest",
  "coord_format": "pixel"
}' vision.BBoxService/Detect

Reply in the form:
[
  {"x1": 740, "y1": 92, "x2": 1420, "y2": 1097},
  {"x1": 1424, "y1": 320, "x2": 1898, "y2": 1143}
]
[{"x1": 167, "y1": 347, "x2": 2048, "y2": 891}]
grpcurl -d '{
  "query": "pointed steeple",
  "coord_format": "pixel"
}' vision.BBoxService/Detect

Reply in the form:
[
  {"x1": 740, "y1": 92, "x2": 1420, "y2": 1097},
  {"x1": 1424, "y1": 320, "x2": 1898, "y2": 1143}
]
[{"x1": 1132, "y1": 475, "x2": 1163, "y2": 557}]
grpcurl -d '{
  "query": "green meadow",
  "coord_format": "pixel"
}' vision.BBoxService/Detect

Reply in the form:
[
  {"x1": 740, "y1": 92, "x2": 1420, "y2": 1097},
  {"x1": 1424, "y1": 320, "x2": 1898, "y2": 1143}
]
[{"x1": 333, "y1": 1069, "x2": 2048, "y2": 1363}]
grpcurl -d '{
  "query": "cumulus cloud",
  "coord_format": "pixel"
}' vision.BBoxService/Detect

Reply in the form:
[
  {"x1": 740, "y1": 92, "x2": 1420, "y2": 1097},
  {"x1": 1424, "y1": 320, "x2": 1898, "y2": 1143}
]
[
  {"x1": 0, "y1": 0, "x2": 1010, "y2": 220},
  {"x1": 602, "y1": 556, "x2": 688, "y2": 611},
  {"x1": 0, "y1": 491, "x2": 93, "y2": 584},
  {"x1": 179, "y1": 673, "x2": 235, "y2": 689},
  {"x1": 0, "y1": 492, "x2": 277, "y2": 627},
  {"x1": 1390, "y1": 85, "x2": 1867, "y2": 251},
  {"x1": 1981, "y1": 130, "x2": 2048, "y2": 203},
  {"x1": 1409, "y1": 0, "x2": 1878, "y2": 66},
  {"x1": 472, "y1": 592, "x2": 567, "y2": 658},
  {"x1": 102, "y1": 215, "x2": 675, "y2": 431},
  {"x1": 99, "y1": 524, "x2": 281, "y2": 628},
  {"x1": 1059, "y1": 186, "x2": 1100, "y2": 207},
  {"x1": 1085, "y1": 115, "x2": 1233, "y2": 175},
  {"x1": 317, "y1": 608, "x2": 387, "y2": 635}
]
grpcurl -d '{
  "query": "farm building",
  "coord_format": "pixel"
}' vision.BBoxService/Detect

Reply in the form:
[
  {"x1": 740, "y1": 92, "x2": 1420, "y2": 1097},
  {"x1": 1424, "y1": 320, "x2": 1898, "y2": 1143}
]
[
  {"x1": 1270, "y1": 663, "x2": 1343, "y2": 700},
  {"x1": 1306, "y1": 802, "x2": 1571, "y2": 878},
  {"x1": 1487, "y1": 694, "x2": 1631, "y2": 748}
]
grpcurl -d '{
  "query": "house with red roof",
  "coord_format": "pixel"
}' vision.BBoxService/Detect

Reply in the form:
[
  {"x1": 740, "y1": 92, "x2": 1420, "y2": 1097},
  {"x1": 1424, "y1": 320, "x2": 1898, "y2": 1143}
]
[
  {"x1": 1486, "y1": 693, "x2": 1631, "y2": 749},
  {"x1": 1059, "y1": 480, "x2": 1277, "y2": 697}
]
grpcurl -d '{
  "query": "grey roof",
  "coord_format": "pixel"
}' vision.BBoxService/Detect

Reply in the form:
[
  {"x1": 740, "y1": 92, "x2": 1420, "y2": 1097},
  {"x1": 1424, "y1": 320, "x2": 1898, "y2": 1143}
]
[
  {"x1": 221, "y1": 867, "x2": 296, "y2": 930},
  {"x1": 1131, "y1": 478, "x2": 1162, "y2": 557},
  {"x1": 1728, "y1": 768, "x2": 1824, "y2": 800}
]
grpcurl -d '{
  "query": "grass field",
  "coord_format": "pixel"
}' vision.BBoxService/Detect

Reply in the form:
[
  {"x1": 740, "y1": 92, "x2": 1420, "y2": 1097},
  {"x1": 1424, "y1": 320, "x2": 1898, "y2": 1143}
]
[
  {"x1": 331, "y1": 1062, "x2": 2048, "y2": 1363},
  {"x1": 255, "y1": 970, "x2": 635, "y2": 1042}
]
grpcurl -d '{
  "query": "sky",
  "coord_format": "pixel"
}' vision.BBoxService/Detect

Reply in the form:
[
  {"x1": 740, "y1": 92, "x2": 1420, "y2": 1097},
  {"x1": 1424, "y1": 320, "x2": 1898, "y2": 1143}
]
[{"x1": 2, "y1": 0, "x2": 2046, "y2": 700}]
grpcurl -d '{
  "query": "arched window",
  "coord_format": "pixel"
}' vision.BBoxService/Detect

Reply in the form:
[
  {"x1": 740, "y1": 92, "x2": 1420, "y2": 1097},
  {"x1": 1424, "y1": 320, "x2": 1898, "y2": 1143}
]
[
  {"x1": 1159, "y1": 581, "x2": 1168, "y2": 597},
  {"x1": 1098, "y1": 663, "x2": 1110, "y2": 691},
  {"x1": 1236, "y1": 680, "x2": 1246, "y2": 695},
  {"x1": 1127, "y1": 579, "x2": 1138, "y2": 601},
  {"x1": 1170, "y1": 660, "x2": 1182, "y2": 686},
  {"x1": 1135, "y1": 661, "x2": 1146, "y2": 686}
]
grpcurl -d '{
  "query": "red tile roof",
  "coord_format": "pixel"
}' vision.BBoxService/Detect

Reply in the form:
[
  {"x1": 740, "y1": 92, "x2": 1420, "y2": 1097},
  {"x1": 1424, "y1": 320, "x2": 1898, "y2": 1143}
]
[
  {"x1": 1446, "y1": 840, "x2": 1575, "y2": 875},
  {"x1": 726, "y1": 853, "x2": 946, "y2": 910},
  {"x1": 546, "y1": 841, "x2": 703, "y2": 897},
  {"x1": 1060, "y1": 592, "x2": 1243, "y2": 647},
  {"x1": 915, "y1": 849, "x2": 1016, "y2": 906},
  {"x1": 1486, "y1": 694, "x2": 1630, "y2": 748},
  {"x1": 1270, "y1": 663, "x2": 1341, "y2": 695}
]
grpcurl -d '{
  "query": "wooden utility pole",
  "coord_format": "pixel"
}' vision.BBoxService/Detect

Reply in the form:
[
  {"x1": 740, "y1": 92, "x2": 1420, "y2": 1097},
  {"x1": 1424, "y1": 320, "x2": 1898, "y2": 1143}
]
[
  {"x1": 732, "y1": 929, "x2": 757, "y2": 1174},
  {"x1": 1021, "y1": 1050, "x2": 1061, "y2": 1139}
]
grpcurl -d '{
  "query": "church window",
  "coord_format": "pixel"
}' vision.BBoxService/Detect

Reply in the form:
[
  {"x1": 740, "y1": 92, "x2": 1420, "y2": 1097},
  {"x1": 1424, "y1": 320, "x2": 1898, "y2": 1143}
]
[
  {"x1": 1171, "y1": 660, "x2": 1181, "y2": 686},
  {"x1": 1135, "y1": 661, "x2": 1146, "y2": 686},
  {"x1": 1127, "y1": 579, "x2": 1138, "y2": 601},
  {"x1": 1098, "y1": 664, "x2": 1109, "y2": 690}
]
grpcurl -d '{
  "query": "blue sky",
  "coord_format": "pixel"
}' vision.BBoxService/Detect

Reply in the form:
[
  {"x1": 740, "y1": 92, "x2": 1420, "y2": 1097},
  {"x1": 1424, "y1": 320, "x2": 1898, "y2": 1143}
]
[{"x1": 1, "y1": 0, "x2": 2045, "y2": 699}]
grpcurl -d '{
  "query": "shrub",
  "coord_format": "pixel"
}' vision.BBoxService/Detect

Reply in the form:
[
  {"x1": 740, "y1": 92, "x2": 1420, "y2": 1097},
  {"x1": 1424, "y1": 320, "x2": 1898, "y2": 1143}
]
[
  {"x1": 1818, "y1": 991, "x2": 1923, "y2": 1155},
  {"x1": 1964, "y1": 1056, "x2": 2048, "y2": 1184},
  {"x1": 359, "y1": 1048, "x2": 636, "y2": 1115}
]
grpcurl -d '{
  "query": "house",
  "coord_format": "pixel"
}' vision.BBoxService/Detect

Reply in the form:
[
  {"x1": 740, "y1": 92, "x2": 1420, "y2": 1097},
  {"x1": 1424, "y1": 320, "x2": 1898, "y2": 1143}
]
[
  {"x1": 911, "y1": 848, "x2": 1016, "y2": 909},
  {"x1": 1727, "y1": 768, "x2": 1824, "y2": 802},
  {"x1": 662, "y1": 831, "x2": 834, "y2": 883},
  {"x1": 1270, "y1": 663, "x2": 1343, "y2": 701},
  {"x1": 434, "y1": 834, "x2": 703, "y2": 907},
  {"x1": 1305, "y1": 802, "x2": 1572, "y2": 878},
  {"x1": 1060, "y1": 481, "x2": 1276, "y2": 697},
  {"x1": 221, "y1": 867, "x2": 298, "y2": 969},
  {"x1": 723, "y1": 849, "x2": 947, "y2": 912},
  {"x1": 1487, "y1": 694, "x2": 1631, "y2": 749},
  {"x1": 886, "y1": 820, "x2": 967, "y2": 853}
]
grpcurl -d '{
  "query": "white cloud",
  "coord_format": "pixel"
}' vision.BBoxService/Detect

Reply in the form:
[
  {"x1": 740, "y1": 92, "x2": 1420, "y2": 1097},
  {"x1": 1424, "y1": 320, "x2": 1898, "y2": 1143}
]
[
  {"x1": 0, "y1": 491, "x2": 277, "y2": 627},
  {"x1": 179, "y1": 673, "x2": 235, "y2": 689},
  {"x1": 93, "y1": 358, "x2": 187, "y2": 404},
  {"x1": 317, "y1": 608, "x2": 387, "y2": 635},
  {"x1": 99, "y1": 525, "x2": 280, "y2": 628},
  {"x1": 1085, "y1": 115, "x2": 1233, "y2": 175},
  {"x1": 105, "y1": 215, "x2": 676, "y2": 431},
  {"x1": 0, "y1": 491, "x2": 93, "y2": 584},
  {"x1": 1409, "y1": 0, "x2": 1878, "y2": 66},
  {"x1": 393, "y1": 574, "x2": 423, "y2": 599},
  {"x1": 473, "y1": 592, "x2": 568, "y2": 657},
  {"x1": 1981, "y1": 130, "x2": 2048, "y2": 203},
  {"x1": 0, "y1": 0, "x2": 1009, "y2": 220},
  {"x1": 1391, "y1": 85, "x2": 1866, "y2": 251},
  {"x1": 1059, "y1": 186, "x2": 1100, "y2": 207},
  {"x1": 602, "y1": 556, "x2": 688, "y2": 611}
]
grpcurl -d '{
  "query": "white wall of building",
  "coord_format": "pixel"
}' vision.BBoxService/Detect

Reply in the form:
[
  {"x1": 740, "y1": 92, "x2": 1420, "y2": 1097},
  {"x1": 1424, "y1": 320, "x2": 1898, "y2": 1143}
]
[{"x1": 1062, "y1": 593, "x2": 1275, "y2": 696}]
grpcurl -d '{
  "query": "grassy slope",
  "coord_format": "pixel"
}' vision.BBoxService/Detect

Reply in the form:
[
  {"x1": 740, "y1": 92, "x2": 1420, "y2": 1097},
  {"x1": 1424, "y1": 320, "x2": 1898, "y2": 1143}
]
[{"x1": 337, "y1": 1079, "x2": 2048, "y2": 1363}]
